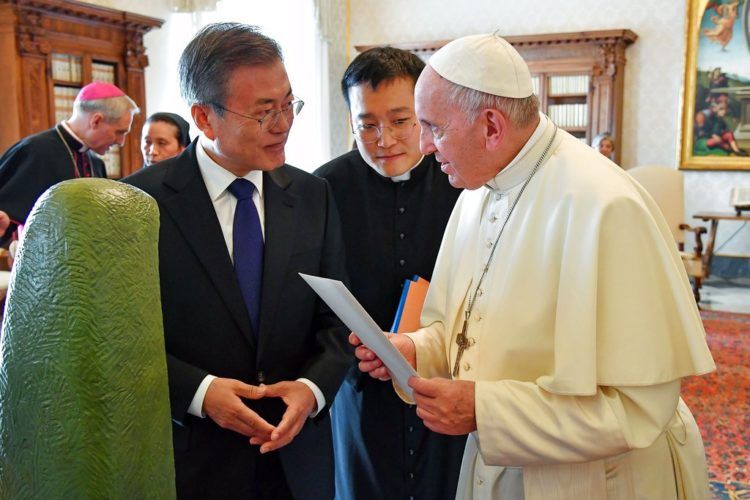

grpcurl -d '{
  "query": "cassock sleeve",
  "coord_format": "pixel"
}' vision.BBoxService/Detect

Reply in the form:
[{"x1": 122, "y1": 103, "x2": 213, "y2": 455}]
[
  {"x1": 473, "y1": 379, "x2": 680, "y2": 466},
  {"x1": 0, "y1": 138, "x2": 62, "y2": 224}
]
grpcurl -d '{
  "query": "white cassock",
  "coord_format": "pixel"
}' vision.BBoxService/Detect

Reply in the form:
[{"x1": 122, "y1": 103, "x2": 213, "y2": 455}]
[{"x1": 396, "y1": 115, "x2": 716, "y2": 499}]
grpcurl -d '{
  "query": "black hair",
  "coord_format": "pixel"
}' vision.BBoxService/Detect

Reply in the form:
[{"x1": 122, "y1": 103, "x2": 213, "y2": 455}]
[
  {"x1": 178, "y1": 22, "x2": 282, "y2": 113},
  {"x1": 146, "y1": 112, "x2": 191, "y2": 147},
  {"x1": 341, "y1": 47, "x2": 425, "y2": 107}
]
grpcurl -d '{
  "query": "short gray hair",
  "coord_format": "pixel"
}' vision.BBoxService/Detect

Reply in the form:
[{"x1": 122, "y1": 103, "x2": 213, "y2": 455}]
[
  {"x1": 74, "y1": 95, "x2": 140, "y2": 121},
  {"x1": 443, "y1": 79, "x2": 539, "y2": 128},
  {"x1": 178, "y1": 22, "x2": 283, "y2": 112}
]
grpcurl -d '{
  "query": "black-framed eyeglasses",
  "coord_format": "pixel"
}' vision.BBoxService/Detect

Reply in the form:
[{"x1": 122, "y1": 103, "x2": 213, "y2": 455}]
[
  {"x1": 211, "y1": 98, "x2": 304, "y2": 131},
  {"x1": 351, "y1": 118, "x2": 417, "y2": 144}
]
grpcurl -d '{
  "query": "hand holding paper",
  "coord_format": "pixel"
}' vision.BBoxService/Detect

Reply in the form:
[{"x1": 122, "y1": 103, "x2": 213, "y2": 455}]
[
  {"x1": 350, "y1": 331, "x2": 416, "y2": 382},
  {"x1": 299, "y1": 273, "x2": 419, "y2": 399}
]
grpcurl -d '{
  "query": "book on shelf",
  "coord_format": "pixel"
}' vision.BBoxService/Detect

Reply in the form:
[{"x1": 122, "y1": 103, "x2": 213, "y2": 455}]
[
  {"x1": 730, "y1": 187, "x2": 750, "y2": 213},
  {"x1": 548, "y1": 74, "x2": 590, "y2": 95},
  {"x1": 53, "y1": 86, "x2": 78, "y2": 123},
  {"x1": 92, "y1": 62, "x2": 116, "y2": 84},
  {"x1": 547, "y1": 103, "x2": 588, "y2": 128},
  {"x1": 51, "y1": 54, "x2": 82, "y2": 83}
]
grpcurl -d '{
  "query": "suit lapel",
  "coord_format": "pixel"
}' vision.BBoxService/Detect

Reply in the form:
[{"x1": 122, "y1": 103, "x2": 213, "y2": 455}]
[
  {"x1": 160, "y1": 146, "x2": 256, "y2": 347},
  {"x1": 257, "y1": 167, "x2": 296, "y2": 359}
]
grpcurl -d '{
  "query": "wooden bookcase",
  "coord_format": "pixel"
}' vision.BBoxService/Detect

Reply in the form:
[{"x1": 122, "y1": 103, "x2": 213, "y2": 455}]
[
  {"x1": 0, "y1": 0, "x2": 163, "y2": 178},
  {"x1": 356, "y1": 29, "x2": 637, "y2": 165}
]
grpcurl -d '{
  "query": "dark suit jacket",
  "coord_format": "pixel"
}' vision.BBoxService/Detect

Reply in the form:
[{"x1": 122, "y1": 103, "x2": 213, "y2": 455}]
[{"x1": 124, "y1": 142, "x2": 351, "y2": 499}]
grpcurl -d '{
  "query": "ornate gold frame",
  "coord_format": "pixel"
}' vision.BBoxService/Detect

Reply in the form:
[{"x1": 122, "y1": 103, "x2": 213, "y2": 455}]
[{"x1": 680, "y1": 0, "x2": 750, "y2": 170}]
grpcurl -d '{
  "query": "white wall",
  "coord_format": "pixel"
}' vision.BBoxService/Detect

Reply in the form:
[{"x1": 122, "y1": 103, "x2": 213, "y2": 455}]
[
  {"x1": 348, "y1": 0, "x2": 750, "y2": 255},
  {"x1": 83, "y1": 0, "x2": 750, "y2": 255},
  {"x1": 81, "y1": 0, "x2": 329, "y2": 171}
]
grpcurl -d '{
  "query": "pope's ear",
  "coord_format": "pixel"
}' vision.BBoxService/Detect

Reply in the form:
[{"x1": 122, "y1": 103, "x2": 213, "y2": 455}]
[
  {"x1": 192, "y1": 104, "x2": 215, "y2": 141},
  {"x1": 483, "y1": 108, "x2": 508, "y2": 151}
]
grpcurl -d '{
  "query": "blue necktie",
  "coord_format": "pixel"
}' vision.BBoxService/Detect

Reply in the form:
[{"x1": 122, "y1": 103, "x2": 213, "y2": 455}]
[{"x1": 228, "y1": 179, "x2": 264, "y2": 337}]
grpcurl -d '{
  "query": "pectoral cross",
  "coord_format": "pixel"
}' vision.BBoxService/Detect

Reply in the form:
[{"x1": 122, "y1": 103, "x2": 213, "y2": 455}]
[{"x1": 452, "y1": 312, "x2": 470, "y2": 377}]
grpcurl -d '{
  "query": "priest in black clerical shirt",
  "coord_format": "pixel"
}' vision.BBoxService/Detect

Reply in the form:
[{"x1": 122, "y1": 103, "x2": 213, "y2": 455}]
[
  {"x1": 316, "y1": 47, "x2": 465, "y2": 500},
  {"x1": 0, "y1": 82, "x2": 139, "y2": 244}
]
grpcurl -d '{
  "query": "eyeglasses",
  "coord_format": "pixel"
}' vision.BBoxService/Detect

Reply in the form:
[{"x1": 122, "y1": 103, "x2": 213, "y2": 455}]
[
  {"x1": 352, "y1": 118, "x2": 417, "y2": 144},
  {"x1": 211, "y1": 99, "x2": 304, "y2": 131}
]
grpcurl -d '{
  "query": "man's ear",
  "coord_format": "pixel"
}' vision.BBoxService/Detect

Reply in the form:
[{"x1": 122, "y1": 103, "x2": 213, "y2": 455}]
[
  {"x1": 192, "y1": 104, "x2": 215, "y2": 140},
  {"x1": 483, "y1": 109, "x2": 508, "y2": 151},
  {"x1": 89, "y1": 112, "x2": 106, "y2": 129}
]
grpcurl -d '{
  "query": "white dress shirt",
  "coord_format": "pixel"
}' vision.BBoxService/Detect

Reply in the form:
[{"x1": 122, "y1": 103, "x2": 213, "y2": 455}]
[{"x1": 187, "y1": 136, "x2": 325, "y2": 418}]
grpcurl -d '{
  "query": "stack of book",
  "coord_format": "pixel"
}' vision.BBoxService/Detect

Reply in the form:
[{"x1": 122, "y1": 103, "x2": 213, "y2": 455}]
[{"x1": 391, "y1": 276, "x2": 429, "y2": 333}]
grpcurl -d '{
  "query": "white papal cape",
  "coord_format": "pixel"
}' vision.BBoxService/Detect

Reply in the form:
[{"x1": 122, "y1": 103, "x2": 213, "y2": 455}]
[{"x1": 398, "y1": 116, "x2": 715, "y2": 499}]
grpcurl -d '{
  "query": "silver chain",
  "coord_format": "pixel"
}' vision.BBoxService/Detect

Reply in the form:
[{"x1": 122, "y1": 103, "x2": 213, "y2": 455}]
[{"x1": 464, "y1": 126, "x2": 558, "y2": 320}]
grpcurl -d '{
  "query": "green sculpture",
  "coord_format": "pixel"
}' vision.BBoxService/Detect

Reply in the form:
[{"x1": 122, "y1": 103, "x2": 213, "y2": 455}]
[{"x1": 0, "y1": 178, "x2": 175, "y2": 499}]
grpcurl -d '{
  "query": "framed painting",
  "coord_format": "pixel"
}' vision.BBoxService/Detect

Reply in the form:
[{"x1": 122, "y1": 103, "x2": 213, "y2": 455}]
[{"x1": 680, "y1": 0, "x2": 750, "y2": 170}]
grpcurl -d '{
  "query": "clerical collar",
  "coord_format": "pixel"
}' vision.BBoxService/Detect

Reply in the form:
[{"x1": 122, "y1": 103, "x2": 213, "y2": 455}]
[
  {"x1": 59, "y1": 121, "x2": 89, "y2": 153},
  {"x1": 485, "y1": 113, "x2": 550, "y2": 192},
  {"x1": 366, "y1": 155, "x2": 424, "y2": 182}
]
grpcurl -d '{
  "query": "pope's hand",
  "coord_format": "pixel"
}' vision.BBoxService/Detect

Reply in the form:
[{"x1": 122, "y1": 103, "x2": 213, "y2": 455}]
[
  {"x1": 409, "y1": 377, "x2": 476, "y2": 435},
  {"x1": 350, "y1": 331, "x2": 416, "y2": 381}
]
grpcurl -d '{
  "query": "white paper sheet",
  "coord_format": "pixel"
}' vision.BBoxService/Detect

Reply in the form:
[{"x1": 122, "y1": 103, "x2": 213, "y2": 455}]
[{"x1": 300, "y1": 273, "x2": 418, "y2": 399}]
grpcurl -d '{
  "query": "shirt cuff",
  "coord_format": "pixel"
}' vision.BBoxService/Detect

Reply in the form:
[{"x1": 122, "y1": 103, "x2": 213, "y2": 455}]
[
  {"x1": 297, "y1": 378, "x2": 326, "y2": 418},
  {"x1": 187, "y1": 374, "x2": 216, "y2": 418}
]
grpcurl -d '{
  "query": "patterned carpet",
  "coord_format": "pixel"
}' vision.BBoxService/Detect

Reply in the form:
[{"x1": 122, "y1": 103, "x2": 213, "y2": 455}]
[{"x1": 681, "y1": 310, "x2": 750, "y2": 499}]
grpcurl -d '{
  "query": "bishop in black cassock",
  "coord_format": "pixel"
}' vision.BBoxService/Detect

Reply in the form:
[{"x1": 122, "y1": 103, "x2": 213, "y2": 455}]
[
  {"x1": 0, "y1": 81, "x2": 136, "y2": 244},
  {"x1": 0, "y1": 124, "x2": 106, "y2": 228}
]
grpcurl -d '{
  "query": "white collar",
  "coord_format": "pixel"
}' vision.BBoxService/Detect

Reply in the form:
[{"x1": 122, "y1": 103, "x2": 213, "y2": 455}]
[
  {"x1": 196, "y1": 135, "x2": 264, "y2": 202},
  {"x1": 485, "y1": 113, "x2": 548, "y2": 192},
  {"x1": 60, "y1": 121, "x2": 89, "y2": 153},
  {"x1": 367, "y1": 155, "x2": 425, "y2": 182}
]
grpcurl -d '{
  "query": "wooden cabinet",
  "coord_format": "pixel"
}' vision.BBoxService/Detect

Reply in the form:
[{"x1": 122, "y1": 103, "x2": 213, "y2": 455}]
[
  {"x1": 356, "y1": 29, "x2": 637, "y2": 165},
  {"x1": 0, "y1": 0, "x2": 163, "y2": 178}
]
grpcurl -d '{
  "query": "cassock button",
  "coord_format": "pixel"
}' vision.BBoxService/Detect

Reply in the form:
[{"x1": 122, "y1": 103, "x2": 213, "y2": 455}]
[
  {"x1": 399, "y1": 233, "x2": 405, "y2": 240},
  {"x1": 408, "y1": 426, "x2": 414, "y2": 432},
  {"x1": 463, "y1": 362, "x2": 471, "y2": 371},
  {"x1": 409, "y1": 472, "x2": 415, "y2": 479},
  {"x1": 489, "y1": 214, "x2": 498, "y2": 222},
  {"x1": 399, "y1": 207, "x2": 405, "y2": 214},
  {"x1": 468, "y1": 337, "x2": 476, "y2": 347},
  {"x1": 257, "y1": 371, "x2": 265, "y2": 383},
  {"x1": 486, "y1": 239, "x2": 493, "y2": 248},
  {"x1": 400, "y1": 259, "x2": 406, "y2": 266},
  {"x1": 477, "y1": 476, "x2": 484, "y2": 485},
  {"x1": 409, "y1": 449, "x2": 415, "y2": 455}
]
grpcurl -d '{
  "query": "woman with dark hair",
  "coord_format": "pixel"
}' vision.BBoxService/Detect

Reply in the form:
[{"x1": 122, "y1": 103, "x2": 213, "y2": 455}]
[{"x1": 141, "y1": 112, "x2": 191, "y2": 166}]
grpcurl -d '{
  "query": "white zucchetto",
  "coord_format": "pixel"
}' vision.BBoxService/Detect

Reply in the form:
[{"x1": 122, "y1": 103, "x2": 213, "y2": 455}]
[{"x1": 429, "y1": 33, "x2": 533, "y2": 99}]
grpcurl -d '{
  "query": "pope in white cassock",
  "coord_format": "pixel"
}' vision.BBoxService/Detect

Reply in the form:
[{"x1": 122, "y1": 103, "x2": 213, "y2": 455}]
[{"x1": 352, "y1": 34, "x2": 716, "y2": 499}]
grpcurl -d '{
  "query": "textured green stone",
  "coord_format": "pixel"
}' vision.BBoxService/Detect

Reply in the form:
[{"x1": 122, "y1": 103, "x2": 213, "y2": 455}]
[{"x1": 0, "y1": 178, "x2": 175, "y2": 499}]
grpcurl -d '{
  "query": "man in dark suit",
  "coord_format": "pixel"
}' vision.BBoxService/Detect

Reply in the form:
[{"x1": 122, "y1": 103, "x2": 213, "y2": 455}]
[{"x1": 124, "y1": 23, "x2": 350, "y2": 499}]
